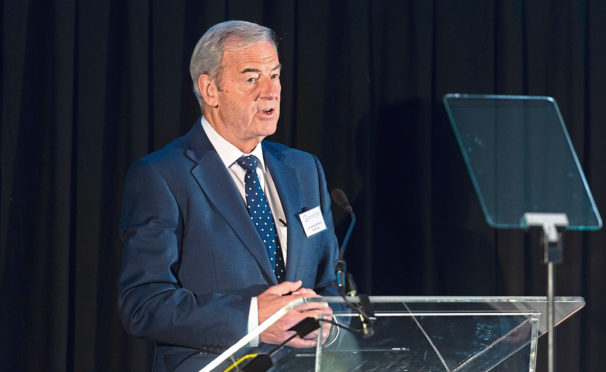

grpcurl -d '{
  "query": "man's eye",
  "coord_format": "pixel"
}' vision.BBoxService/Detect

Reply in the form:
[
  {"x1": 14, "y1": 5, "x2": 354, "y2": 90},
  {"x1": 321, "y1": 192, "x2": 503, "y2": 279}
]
[
  {"x1": 271, "y1": 74, "x2": 280, "y2": 80},
  {"x1": 246, "y1": 77, "x2": 257, "y2": 83}
]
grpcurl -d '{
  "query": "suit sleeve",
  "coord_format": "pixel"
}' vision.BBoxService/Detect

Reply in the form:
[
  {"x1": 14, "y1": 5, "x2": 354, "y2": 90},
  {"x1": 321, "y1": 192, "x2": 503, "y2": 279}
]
[
  {"x1": 117, "y1": 160, "x2": 250, "y2": 349},
  {"x1": 310, "y1": 155, "x2": 341, "y2": 298}
]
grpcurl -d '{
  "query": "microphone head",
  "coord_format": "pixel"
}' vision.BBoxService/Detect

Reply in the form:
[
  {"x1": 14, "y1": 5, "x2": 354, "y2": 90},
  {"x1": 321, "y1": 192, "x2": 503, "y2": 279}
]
[{"x1": 331, "y1": 188, "x2": 351, "y2": 210}]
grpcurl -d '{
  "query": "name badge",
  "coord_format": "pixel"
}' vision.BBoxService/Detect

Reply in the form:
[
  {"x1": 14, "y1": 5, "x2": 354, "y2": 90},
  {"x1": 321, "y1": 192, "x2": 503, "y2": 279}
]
[{"x1": 298, "y1": 206, "x2": 327, "y2": 237}]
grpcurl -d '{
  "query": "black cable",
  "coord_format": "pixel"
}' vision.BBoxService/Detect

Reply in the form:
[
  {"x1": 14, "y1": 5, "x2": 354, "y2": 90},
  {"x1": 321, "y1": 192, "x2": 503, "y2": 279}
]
[{"x1": 317, "y1": 318, "x2": 362, "y2": 335}]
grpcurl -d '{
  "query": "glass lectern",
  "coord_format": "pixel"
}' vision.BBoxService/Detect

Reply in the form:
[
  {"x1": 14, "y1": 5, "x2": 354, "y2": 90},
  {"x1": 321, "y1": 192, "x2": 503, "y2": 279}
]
[{"x1": 201, "y1": 296, "x2": 584, "y2": 372}]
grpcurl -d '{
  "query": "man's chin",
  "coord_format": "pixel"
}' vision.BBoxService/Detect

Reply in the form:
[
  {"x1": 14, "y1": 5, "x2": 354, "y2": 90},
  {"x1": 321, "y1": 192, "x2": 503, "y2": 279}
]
[{"x1": 255, "y1": 121, "x2": 279, "y2": 137}]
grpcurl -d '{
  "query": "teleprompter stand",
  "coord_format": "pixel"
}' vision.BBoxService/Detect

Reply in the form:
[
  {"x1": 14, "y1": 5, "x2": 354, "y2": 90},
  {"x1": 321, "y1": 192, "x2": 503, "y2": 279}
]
[{"x1": 443, "y1": 94, "x2": 602, "y2": 372}]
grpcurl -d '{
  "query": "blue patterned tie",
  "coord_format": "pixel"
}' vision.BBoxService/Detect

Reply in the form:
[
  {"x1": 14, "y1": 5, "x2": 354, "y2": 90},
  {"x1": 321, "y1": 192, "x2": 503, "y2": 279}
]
[{"x1": 237, "y1": 155, "x2": 286, "y2": 282}]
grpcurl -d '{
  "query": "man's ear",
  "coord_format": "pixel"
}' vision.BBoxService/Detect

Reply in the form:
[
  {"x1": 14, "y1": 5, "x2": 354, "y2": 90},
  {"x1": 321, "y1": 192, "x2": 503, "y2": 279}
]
[{"x1": 197, "y1": 74, "x2": 219, "y2": 108}]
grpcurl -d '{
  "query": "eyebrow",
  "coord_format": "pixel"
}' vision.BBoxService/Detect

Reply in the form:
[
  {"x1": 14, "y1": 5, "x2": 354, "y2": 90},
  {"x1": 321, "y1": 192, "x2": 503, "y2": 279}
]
[{"x1": 240, "y1": 63, "x2": 281, "y2": 74}]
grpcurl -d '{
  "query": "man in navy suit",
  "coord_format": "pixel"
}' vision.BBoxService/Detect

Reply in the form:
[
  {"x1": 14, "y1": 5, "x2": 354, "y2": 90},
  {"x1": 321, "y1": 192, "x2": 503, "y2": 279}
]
[{"x1": 118, "y1": 20, "x2": 340, "y2": 371}]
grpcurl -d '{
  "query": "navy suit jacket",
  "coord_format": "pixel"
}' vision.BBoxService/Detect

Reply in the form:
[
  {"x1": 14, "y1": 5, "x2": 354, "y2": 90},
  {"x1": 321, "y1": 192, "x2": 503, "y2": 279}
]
[{"x1": 118, "y1": 121, "x2": 339, "y2": 371}]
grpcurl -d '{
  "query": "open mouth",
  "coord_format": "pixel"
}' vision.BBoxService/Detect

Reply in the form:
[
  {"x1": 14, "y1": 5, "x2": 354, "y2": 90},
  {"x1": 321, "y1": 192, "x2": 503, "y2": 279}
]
[{"x1": 259, "y1": 108, "x2": 275, "y2": 115}]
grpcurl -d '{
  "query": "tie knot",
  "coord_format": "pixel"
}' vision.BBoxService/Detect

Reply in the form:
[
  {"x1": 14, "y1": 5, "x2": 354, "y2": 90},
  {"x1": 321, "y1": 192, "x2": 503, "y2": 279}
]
[{"x1": 237, "y1": 155, "x2": 259, "y2": 172}]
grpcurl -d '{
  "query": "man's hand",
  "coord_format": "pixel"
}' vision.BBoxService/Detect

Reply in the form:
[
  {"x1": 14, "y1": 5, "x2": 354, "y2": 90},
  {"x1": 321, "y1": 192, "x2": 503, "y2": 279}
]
[{"x1": 257, "y1": 280, "x2": 333, "y2": 348}]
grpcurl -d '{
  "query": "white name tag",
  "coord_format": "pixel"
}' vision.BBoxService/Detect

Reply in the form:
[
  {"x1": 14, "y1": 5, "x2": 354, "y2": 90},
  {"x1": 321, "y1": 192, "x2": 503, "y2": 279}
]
[{"x1": 298, "y1": 206, "x2": 327, "y2": 237}]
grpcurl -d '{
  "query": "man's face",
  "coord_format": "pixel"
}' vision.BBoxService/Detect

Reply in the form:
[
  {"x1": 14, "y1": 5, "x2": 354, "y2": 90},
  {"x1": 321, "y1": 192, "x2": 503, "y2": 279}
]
[{"x1": 212, "y1": 40, "x2": 281, "y2": 151}]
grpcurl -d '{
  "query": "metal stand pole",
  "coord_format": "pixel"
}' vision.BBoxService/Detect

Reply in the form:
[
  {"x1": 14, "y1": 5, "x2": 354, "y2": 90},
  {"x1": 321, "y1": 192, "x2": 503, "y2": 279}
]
[
  {"x1": 544, "y1": 231, "x2": 562, "y2": 372},
  {"x1": 523, "y1": 213, "x2": 567, "y2": 372},
  {"x1": 547, "y1": 261, "x2": 555, "y2": 372}
]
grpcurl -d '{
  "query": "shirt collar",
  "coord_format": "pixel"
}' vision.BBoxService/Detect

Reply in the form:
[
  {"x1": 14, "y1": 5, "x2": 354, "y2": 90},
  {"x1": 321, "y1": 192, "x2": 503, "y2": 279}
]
[{"x1": 201, "y1": 116, "x2": 266, "y2": 171}]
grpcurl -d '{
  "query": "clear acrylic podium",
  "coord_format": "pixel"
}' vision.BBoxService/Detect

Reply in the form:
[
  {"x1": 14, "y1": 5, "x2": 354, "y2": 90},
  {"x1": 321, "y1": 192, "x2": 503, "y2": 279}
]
[{"x1": 201, "y1": 296, "x2": 584, "y2": 371}]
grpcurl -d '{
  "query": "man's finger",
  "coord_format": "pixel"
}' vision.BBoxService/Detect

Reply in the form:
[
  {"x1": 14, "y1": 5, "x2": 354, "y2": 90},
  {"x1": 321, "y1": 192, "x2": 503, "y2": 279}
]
[
  {"x1": 286, "y1": 337, "x2": 318, "y2": 349},
  {"x1": 292, "y1": 288, "x2": 317, "y2": 296},
  {"x1": 268, "y1": 280, "x2": 302, "y2": 295},
  {"x1": 294, "y1": 301, "x2": 332, "y2": 312}
]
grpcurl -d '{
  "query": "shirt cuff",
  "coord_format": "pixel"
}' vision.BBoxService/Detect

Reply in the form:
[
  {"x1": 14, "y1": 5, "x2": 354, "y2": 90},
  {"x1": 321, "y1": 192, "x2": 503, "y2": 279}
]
[{"x1": 248, "y1": 297, "x2": 260, "y2": 347}]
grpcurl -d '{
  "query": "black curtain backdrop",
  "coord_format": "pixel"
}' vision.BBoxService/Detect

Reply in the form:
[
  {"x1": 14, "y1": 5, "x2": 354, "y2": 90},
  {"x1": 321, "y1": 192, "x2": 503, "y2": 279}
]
[{"x1": 2, "y1": 0, "x2": 605, "y2": 371}]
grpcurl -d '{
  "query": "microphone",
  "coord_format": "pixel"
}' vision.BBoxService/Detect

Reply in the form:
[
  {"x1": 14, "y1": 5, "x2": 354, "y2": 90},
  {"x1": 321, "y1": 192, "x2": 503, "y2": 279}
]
[
  {"x1": 331, "y1": 188, "x2": 356, "y2": 295},
  {"x1": 331, "y1": 188, "x2": 356, "y2": 259},
  {"x1": 331, "y1": 188, "x2": 375, "y2": 338},
  {"x1": 331, "y1": 188, "x2": 352, "y2": 211}
]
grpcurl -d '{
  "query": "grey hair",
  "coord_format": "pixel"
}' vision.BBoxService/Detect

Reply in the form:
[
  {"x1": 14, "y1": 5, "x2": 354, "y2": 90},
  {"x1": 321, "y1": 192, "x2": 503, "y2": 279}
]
[{"x1": 189, "y1": 20, "x2": 278, "y2": 112}]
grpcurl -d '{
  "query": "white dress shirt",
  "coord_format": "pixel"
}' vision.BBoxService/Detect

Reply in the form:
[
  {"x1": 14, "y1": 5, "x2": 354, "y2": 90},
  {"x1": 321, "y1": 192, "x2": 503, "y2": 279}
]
[{"x1": 200, "y1": 116, "x2": 287, "y2": 345}]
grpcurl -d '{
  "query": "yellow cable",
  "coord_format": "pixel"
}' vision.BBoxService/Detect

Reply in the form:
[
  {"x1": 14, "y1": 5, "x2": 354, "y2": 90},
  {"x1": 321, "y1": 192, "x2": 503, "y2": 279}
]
[{"x1": 223, "y1": 354, "x2": 258, "y2": 372}]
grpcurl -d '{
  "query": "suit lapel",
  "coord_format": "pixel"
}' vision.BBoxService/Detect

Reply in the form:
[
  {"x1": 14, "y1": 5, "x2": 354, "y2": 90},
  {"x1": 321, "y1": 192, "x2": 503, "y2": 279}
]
[
  {"x1": 183, "y1": 122, "x2": 277, "y2": 284},
  {"x1": 263, "y1": 144, "x2": 304, "y2": 282}
]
